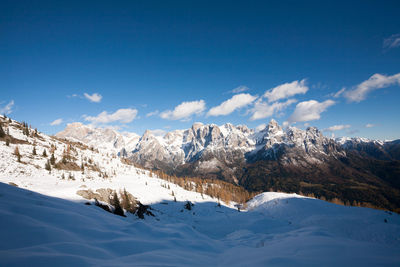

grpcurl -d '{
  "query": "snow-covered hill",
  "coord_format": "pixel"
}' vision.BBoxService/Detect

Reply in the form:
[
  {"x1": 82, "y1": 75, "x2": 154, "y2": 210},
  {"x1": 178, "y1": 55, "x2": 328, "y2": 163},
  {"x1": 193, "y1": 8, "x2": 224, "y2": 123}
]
[
  {"x1": 0, "y1": 116, "x2": 226, "y2": 207},
  {"x1": 1, "y1": 183, "x2": 399, "y2": 266}
]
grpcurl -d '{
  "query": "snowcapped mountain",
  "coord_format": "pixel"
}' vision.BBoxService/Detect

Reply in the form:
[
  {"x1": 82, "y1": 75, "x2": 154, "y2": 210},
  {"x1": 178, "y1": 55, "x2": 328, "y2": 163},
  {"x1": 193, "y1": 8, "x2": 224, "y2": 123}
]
[
  {"x1": 56, "y1": 122, "x2": 140, "y2": 154},
  {"x1": 57, "y1": 119, "x2": 346, "y2": 171},
  {"x1": 55, "y1": 119, "x2": 400, "y2": 213},
  {"x1": 1, "y1": 115, "x2": 400, "y2": 266}
]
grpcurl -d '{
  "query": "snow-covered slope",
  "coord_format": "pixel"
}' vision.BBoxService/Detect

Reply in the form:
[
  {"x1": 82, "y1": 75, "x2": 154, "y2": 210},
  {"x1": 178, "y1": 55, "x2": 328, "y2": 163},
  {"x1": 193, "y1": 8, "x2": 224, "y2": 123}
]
[
  {"x1": 1, "y1": 116, "x2": 400, "y2": 265},
  {"x1": 1, "y1": 183, "x2": 399, "y2": 266},
  {"x1": 0, "y1": 117, "x2": 224, "y2": 206}
]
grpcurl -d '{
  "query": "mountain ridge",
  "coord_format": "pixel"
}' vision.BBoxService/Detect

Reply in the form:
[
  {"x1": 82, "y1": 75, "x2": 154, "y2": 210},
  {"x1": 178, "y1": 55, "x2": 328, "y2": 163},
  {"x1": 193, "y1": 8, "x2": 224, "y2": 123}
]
[{"x1": 56, "y1": 120, "x2": 400, "y2": 212}]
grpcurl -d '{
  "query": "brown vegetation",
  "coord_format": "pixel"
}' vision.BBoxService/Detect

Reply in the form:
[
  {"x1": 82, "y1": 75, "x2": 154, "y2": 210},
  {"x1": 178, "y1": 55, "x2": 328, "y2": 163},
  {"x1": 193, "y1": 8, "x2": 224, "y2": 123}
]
[{"x1": 149, "y1": 169, "x2": 258, "y2": 205}]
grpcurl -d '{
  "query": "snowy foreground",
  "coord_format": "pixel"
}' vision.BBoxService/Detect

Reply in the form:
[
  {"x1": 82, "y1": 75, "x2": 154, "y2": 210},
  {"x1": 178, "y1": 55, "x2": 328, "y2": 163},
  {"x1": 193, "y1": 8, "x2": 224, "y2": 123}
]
[
  {"x1": 1, "y1": 182, "x2": 400, "y2": 266},
  {"x1": 0, "y1": 118, "x2": 400, "y2": 266}
]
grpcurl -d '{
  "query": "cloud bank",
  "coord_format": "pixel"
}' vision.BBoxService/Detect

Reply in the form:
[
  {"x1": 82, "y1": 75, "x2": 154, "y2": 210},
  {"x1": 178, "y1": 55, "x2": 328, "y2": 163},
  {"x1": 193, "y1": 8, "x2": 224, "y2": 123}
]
[
  {"x1": 207, "y1": 93, "x2": 257, "y2": 117},
  {"x1": 344, "y1": 73, "x2": 400, "y2": 102},
  {"x1": 160, "y1": 100, "x2": 206, "y2": 120},
  {"x1": 288, "y1": 100, "x2": 335, "y2": 123},
  {"x1": 85, "y1": 108, "x2": 138, "y2": 124},
  {"x1": 264, "y1": 79, "x2": 308, "y2": 102}
]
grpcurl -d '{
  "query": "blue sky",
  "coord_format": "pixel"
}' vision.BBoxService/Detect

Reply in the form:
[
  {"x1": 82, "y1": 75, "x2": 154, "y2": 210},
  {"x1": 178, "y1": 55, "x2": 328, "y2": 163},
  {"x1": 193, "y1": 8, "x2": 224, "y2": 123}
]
[{"x1": 1, "y1": 0, "x2": 400, "y2": 140}]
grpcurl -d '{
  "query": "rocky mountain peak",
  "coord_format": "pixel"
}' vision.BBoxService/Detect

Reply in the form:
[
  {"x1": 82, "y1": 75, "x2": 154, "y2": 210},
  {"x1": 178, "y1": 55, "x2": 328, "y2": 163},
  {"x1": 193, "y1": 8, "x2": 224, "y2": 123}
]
[{"x1": 266, "y1": 119, "x2": 282, "y2": 135}]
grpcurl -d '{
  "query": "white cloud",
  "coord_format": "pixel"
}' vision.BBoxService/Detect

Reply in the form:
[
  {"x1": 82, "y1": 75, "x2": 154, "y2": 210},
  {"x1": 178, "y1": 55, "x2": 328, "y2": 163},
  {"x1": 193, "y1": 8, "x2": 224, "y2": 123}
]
[
  {"x1": 255, "y1": 123, "x2": 267, "y2": 132},
  {"x1": 365, "y1": 123, "x2": 375, "y2": 128},
  {"x1": 84, "y1": 93, "x2": 102, "y2": 103},
  {"x1": 207, "y1": 93, "x2": 257, "y2": 117},
  {"x1": 160, "y1": 100, "x2": 206, "y2": 121},
  {"x1": 230, "y1": 85, "x2": 249, "y2": 94},
  {"x1": 344, "y1": 73, "x2": 400, "y2": 102},
  {"x1": 383, "y1": 34, "x2": 400, "y2": 50},
  {"x1": 84, "y1": 108, "x2": 138, "y2": 124},
  {"x1": 332, "y1": 87, "x2": 346, "y2": 98},
  {"x1": 324, "y1": 124, "x2": 351, "y2": 132},
  {"x1": 146, "y1": 110, "x2": 159, "y2": 117},
  {"x1": 250, "y1": 98, "x2": 297, "y2": 121},
  {"x1": 288, "y1": 99, "x2": 335, "y2": 123},
  {"x1": 50, "y1": 118, "x2": 63, "y2": 126},
  {"x1": 0, "y1": 100, "x2": 14, "y2": 115},
  {"x1": 264, "y1": 79, "x2": 308, "y2": 102}
]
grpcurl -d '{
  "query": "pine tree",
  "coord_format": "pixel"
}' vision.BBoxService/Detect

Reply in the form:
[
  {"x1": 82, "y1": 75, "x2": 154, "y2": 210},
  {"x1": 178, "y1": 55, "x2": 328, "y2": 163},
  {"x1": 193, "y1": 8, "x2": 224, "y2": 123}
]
[
  {"x1": 22, "y1": 122, "x2": 29, "y2": 136},
  {"x1": 32, "y1": 146, "x2": 37, "y2": 155},
  {"x1": 50, "y1": 153, "x2": 56, "y2": 165},
  {"x1": 111, "y1": 191, "x2": 124, "y2": 216},
  {"x1": 45, "y1": 160, "x2": 51, "y2": 171},
  {"x1": 42, "y1": 149, "x2": 47, "y2": 157},
  {"x1": 0, "y1": 124, "x2": 5, "y2": 138}
]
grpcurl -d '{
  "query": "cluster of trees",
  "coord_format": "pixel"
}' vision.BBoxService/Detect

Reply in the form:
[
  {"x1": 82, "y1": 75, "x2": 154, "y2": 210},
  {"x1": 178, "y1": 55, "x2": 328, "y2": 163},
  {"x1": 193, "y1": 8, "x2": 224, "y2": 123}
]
[
  {"x1": 149, "y1": 169, "x2": 258, "y2": 205},
  {"x1": 21, "y1": 122, "x2": 30, "y2": 136}
]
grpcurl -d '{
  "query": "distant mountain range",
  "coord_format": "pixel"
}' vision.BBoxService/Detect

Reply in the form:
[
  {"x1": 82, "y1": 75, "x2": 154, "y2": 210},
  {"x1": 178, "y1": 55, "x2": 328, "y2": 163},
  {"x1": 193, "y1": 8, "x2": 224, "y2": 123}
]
[{"x1": 57, "y1": 120, "x2": 400, "y2": 212}]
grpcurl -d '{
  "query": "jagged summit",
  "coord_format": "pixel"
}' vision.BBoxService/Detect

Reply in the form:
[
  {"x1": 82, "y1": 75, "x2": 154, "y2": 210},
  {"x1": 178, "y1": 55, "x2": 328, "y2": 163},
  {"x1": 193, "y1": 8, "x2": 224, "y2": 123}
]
[
  {"x1": 55, "y1": 120, "x2": 346, "y2": 182},
  {"x1": 56, "y1": 122, "x2": 140, "y2": 153},
  {"x1": 56, "y1": 120, "x2": 386, "y2": 167},
  {"x1": 55, "y1": 120, "x2": 400, "y2": 196}
]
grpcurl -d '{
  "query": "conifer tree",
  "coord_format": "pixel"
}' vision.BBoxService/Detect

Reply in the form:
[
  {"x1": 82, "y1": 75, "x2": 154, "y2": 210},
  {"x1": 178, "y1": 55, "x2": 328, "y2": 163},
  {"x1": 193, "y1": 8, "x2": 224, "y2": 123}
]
[
  {"x1": 32, "y1": 146, "x2": 37, "y2": 155},
  {"x1": 111, "y1": 191, "x2": 124, "y2": 216},
  {"x1": 45, "y1": 160, "x2": 51, "y2": 171},
  {"x1": 50, "y1": 153, "x2": 56, "y2": 165},
  {"x1": 0, "y1": 124, "x2": 5, "y2": 138},
  {"x1": 42, "y1": 149, "x2": 47, "y2": 157}
]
